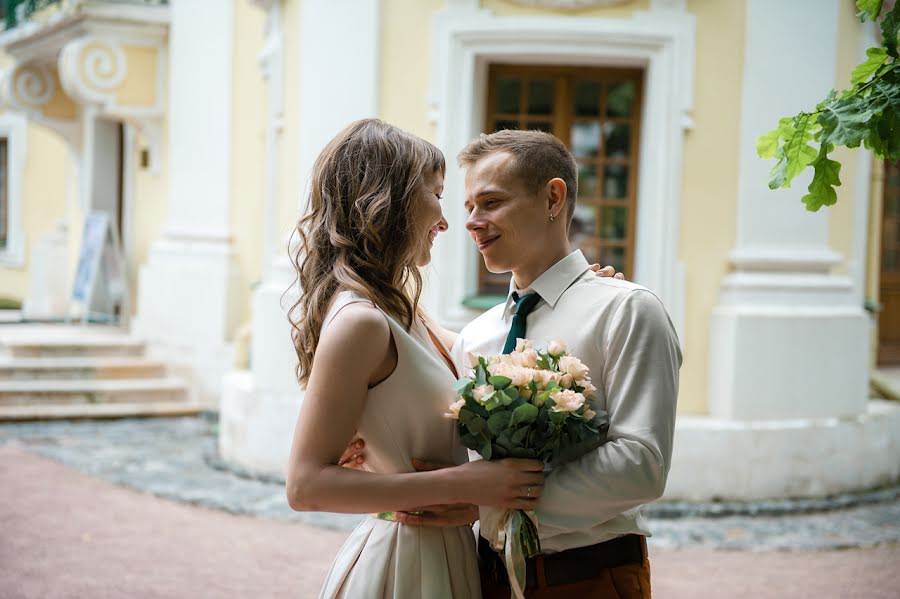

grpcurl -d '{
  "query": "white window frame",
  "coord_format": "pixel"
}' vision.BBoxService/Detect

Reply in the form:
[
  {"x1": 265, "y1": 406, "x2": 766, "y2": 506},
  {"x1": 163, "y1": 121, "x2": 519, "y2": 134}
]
[
  {"x1": 0, "y1": 112, "x2": 27, "y2": 267},
  {"x1": 424, "y1": 1, "x2": 694, "y2": 343}
]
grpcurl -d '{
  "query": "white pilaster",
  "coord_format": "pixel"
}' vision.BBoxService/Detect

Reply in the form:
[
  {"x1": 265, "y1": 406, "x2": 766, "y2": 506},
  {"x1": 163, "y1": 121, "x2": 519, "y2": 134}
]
[
  {"x1": 220, "y1": 0, "x2": 381, "y2": 476},
  {"x1": 708, "y1": 0, "x2": 868, "y2": 422},
  {"x1": 134, "y1": 0, "x2": 240, "y2": 406}
]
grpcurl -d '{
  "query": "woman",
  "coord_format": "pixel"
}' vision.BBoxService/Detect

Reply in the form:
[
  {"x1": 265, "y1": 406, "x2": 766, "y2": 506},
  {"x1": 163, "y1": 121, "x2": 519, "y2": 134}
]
[{"x1": 286, "y1": 119, "x2": 545, "y2": 599}]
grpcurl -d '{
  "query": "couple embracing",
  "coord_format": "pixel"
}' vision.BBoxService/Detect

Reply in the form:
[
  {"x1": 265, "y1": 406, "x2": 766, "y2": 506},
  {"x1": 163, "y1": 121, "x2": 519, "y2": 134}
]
[{"x1": 285, "y1": 119, "x2": 681, "y2": 599}]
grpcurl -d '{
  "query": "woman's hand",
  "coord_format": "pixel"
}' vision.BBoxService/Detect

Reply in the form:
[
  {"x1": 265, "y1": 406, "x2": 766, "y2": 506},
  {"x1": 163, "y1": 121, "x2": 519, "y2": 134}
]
[
  {"x1": 339, "y1": 438, "x2": 366, "y2": 469},
  {"x1": 392, "y1": 504, "x2": 479, "y2": 527},
  {"x1": 452, "y1": 458, "x2": 545, "y2": 510},
  {"x1": 590, "y1": 263, "x2": 625, "y2": 280}
]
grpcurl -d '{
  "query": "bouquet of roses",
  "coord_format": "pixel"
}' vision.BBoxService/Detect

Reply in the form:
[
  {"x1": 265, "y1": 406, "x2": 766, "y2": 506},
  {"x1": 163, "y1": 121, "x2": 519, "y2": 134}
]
[{"x1": 446, "y1": 338, "x2": 607, "y2": 599}]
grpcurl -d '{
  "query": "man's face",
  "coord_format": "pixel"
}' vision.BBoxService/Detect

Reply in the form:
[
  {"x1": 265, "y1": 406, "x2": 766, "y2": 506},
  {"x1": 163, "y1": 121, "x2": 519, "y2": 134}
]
[{"x1": 464, "y1": 152, "x2": 547, "y2": 275}]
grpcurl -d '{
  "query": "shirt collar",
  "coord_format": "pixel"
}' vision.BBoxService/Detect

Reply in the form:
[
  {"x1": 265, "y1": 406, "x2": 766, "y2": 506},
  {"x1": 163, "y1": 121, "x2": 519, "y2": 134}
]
[{"x1": 503, "y1": 250, "x2": 591, "y2": 318}]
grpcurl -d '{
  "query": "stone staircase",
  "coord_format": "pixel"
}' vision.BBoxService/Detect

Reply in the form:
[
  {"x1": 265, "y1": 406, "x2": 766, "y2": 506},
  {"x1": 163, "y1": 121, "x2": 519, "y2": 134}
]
[{"x1": 0, "y1": 324, "x2": 201, "y2": 421}]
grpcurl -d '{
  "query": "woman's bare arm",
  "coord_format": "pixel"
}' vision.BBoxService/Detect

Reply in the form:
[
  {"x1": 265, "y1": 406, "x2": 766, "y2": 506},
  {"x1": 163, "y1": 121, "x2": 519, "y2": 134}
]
[{"x1": 285, "y1": 303, "x2": 543, "y2": 514}]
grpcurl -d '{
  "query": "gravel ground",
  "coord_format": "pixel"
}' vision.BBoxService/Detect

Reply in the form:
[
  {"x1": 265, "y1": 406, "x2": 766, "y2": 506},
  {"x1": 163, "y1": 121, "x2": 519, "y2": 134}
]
[{"x1": 1, "y1": 416, "x2": 897, "y2": 551}]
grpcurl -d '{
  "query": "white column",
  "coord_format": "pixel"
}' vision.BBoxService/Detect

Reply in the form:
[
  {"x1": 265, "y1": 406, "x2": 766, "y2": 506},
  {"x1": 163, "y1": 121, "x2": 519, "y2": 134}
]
[
  {"x1": 134, "y1": 0, "x2": 240, "y2": 406},
  {"x1": 219, "y1": 0, "x2": 381, "y2": 476},
  {"x1": 708, "y1": 0, "x2": 869, "y2": 420}
]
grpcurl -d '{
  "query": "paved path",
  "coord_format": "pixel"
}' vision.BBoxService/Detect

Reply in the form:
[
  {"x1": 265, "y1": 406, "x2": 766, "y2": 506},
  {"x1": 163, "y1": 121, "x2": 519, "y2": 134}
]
[{"x1": 2, "y1": 446, "x2": 899, "y2": 599}]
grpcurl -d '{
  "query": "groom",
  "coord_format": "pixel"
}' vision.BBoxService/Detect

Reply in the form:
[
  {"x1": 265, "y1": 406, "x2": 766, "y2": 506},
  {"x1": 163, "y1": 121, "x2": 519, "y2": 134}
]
[{"x1": 447, "y1": 129, "x2": 681, "y2": 599}]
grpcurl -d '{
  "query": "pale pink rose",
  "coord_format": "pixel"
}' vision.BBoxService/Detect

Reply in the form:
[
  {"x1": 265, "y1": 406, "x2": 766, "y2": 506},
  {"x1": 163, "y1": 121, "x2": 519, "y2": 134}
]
[
  {"x1": 558, "y1": 356, "x2": 591, "y2": 380},
  {"x1": 559, "y1": 374, "x2": 574, "y2": 389},
  {"x1": 509, "y1": 366, "x2": 534, "y2": 387},
  {"x1": 531, "y1": 369, "x2": 556, "y2": 389},
  {"x1": 576, "y1": 378, "x2": 597, "y2": 396},
  {"x1": 548, "y1": 340, "x2": 567, "y2": 356},
  {"x1": 490, "y1": 354, "x2": 516, "y2": 368},
  {"x1": 550, "y1": 389, "x2": 586, "y2": 412},
  {"x1": 515, "y1": 338, "x2": 534, "y2": 353},
  {"x1": 519, "y1": 387, "x2": 534, "y2": 400},
  {"x1": 445, "y1": 398, "x2": 466, "y2": 419},
  {"x1": 492, "y1": 363, "x2": 534, "y2": 388},
  {"x1": 514, "y1": 348, "x2": 539, "y2": 369},
  {"x1": 472, "y1": 384, "x2": 495, "y2": 404},
  {"x1": 583, "y1": 408, "x2": 597, "y2": 420}
]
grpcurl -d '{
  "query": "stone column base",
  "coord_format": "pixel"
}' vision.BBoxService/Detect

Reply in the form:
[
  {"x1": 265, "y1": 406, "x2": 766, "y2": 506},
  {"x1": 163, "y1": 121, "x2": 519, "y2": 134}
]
[
  {"x1": 132, "y1": 236, "x2": 241, "y2": 408},
  {"x1": 664, "y1": 400, "x2": 900, "y2": 501},
  {"x1": 219, "y1": 370, "x2": 301, "y2": 478}
]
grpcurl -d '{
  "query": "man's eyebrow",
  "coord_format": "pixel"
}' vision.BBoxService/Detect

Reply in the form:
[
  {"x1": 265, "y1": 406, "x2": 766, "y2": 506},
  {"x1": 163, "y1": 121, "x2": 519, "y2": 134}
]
[{"x1": 474, "y1": 188, "x2": 507, "y2": 198}]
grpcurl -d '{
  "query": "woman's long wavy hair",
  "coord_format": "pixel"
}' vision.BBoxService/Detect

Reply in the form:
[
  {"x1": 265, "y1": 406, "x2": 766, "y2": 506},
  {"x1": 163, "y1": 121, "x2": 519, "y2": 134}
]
[{"x1": 288, "y1": 119, "x2": 446, "y2": 386}]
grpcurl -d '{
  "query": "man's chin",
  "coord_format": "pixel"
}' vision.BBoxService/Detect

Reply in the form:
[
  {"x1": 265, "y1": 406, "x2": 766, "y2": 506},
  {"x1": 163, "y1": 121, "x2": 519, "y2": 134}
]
[{"x1": 481, "y1": 257, "x2": 512, "y2": 275}]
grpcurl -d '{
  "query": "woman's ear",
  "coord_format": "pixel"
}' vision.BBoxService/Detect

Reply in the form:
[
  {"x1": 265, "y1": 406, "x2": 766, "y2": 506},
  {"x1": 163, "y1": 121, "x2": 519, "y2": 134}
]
[{"x1": 547, "y1": 178, "x2": 568, "y2": 220}]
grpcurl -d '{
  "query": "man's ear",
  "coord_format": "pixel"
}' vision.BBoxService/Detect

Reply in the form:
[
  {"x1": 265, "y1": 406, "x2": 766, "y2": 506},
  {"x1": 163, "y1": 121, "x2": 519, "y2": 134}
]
[{"x1": 547, "y1": 178, "x2": 568, "y2": 220}]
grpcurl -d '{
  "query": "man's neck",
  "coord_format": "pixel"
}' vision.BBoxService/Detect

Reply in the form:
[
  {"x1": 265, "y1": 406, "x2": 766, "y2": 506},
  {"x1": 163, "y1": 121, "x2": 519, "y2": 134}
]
[{"x1": 512, "y1": 242, "x2": 572, "y2": 290}]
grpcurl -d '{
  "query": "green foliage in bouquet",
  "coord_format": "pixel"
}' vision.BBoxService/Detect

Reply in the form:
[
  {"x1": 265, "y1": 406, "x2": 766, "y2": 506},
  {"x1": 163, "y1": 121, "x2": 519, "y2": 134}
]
[
  {"x1": 452, "y1": 354, "x2": 607, "y2": 467},
  {"x1": 757, "y1": 0, "x2": 900, "y2": 211}
]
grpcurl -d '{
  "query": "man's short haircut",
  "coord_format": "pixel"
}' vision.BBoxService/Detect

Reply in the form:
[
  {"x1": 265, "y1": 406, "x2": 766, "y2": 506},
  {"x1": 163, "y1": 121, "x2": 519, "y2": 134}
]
[{"x1": 457, "y1": 129, "x2": 578, "y2": 223}]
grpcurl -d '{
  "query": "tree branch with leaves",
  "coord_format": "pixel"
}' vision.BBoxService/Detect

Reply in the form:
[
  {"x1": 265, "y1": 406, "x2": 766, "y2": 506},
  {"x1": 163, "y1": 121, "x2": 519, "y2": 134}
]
[{"x1": 758, "y1": 0, "x2": 900, "y2": 211}]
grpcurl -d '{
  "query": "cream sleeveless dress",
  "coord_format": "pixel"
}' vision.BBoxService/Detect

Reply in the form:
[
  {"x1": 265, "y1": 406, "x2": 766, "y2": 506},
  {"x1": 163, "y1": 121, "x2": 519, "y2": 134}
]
[{"x1": 317, "y1": 291, "x2": 482, "y2": 599}]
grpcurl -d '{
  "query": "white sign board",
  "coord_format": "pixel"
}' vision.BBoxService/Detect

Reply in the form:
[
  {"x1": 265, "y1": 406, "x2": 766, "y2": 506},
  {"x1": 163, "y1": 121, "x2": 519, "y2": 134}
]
[{"x1": 70, "y1": 211, "x2": 128, "y2": 324}]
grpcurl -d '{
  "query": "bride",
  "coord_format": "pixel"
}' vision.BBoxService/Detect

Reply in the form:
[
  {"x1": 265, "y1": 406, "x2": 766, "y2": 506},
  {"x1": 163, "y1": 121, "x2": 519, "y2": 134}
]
[{"x1": 285, "y1": 119, "x2": 545, "y2": 599}]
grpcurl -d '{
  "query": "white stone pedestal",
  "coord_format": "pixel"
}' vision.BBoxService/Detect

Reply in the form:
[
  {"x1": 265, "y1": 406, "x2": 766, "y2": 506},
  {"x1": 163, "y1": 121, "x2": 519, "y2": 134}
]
[
  {"x1": 665, "y1": 401, "x2": 900, "y2": 501},
  {"x1": 218, "y1": 255, "x2": 300, "y2": 476}
]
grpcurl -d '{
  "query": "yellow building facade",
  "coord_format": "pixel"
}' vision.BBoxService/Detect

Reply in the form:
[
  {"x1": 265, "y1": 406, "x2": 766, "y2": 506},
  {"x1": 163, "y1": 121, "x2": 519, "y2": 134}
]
[{"x1": 1, "y1": 0, "x2": 897, "y2": 501}]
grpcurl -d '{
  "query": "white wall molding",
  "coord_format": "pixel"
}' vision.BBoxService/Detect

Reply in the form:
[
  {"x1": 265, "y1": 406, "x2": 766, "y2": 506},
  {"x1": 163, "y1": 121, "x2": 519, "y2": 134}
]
[
  {"x1": 0, "y1": 112, "x2": 28, "y2": 267},
  {"x1": 428, "y1": 7, "x2": 695, "y2": 339}
]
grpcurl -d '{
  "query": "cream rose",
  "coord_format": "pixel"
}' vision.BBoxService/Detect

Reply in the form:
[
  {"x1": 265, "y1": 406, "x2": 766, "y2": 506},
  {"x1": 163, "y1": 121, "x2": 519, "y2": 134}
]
[
  {"x1": 550, "y1": 389, "x2": 586, "y2": 412},
  {"x1": 445, "y1": 398, "x2": 466, "y2": 419},
  {"x1": 514, "y1": 348, "x2": 539, "y2": 369},
  {"x1": 515, "y1": 338, "x2": 534, "y2": 353},
  {"x1": 548, "y1": 340, "x2": 567, "y2": 356},
  {"x1": 559, "y1": 374, "x2": 574, "y2": 389},
  {"x1": 558, "y1": 356, "x2": 591, "y2": 380},
  {"x1": 472, "y1": 384, "x2": 495, "y2": 404},
  {"x1": 583, "y1": 408, "x2": 597, "y2": 420},
  {"x1": 576, "y1": 378, "x2": 597, "y2": 396}
]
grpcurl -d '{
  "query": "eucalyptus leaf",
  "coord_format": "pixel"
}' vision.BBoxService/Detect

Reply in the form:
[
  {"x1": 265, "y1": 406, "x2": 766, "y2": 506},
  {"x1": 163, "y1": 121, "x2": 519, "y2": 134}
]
[
  {"x1": 487, "y1": 411, "x2": 513, "y2": 436},
  {"x1": 510, "y1": 402, "x2": 539, "y2": 428},
  {"x1": 488, "y1": 375, "x2": 512, "y2": 389}
]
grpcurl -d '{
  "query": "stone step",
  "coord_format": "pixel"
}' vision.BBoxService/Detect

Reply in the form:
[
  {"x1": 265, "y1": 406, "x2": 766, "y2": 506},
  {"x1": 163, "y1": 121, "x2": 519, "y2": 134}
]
[
  {"x1": 0, "y1": 378, "x2": 188, "y2": 406},
  {"x1": 0, "y1": 337, "x2": 146, "y2": 358},
  {"x1": 0, "y1": 400, "x2": 204, "y2": 422},
  {"x1": 0, "y1": 357, "x2": 166, "y2": 380}
]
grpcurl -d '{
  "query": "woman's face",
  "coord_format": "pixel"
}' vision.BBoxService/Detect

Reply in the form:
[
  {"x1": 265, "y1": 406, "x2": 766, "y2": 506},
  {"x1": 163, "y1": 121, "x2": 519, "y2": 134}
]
[{"x1": 413, "y1": 169, "x2": 448, "y2": 267}]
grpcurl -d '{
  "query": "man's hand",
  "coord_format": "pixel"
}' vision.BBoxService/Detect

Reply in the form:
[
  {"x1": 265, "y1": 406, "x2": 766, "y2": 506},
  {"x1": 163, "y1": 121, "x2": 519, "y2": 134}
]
[
  {"x1": 338, "y1": 438, "x2": 366, "y2": 468},
  {"x1": 590, "y1": 263, "x2": 625, "y2": 280}
]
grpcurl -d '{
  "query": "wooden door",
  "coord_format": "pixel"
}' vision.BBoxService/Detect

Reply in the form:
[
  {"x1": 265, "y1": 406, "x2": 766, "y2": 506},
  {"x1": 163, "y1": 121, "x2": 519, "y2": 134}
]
[{"x1": 879, "y1": 161, "x2": 900, "y2": 364}]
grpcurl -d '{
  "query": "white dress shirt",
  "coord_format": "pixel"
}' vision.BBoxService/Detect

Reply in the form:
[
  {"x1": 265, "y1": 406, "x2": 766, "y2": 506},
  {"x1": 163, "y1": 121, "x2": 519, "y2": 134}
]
[{"x1": 451, "y1": 250, "x2": 682, "y2": 553}]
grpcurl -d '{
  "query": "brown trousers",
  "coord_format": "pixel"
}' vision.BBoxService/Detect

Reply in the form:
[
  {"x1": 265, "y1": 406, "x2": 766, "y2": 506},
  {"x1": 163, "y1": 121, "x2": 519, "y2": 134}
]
[{"x1": 480, "y1": 539, "x2": 652, "y2": 599}]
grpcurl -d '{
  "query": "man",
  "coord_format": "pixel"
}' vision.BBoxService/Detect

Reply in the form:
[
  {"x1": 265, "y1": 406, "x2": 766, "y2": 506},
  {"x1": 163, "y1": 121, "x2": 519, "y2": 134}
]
[
  {"x1": 450, "y1": 130, "x2": 682, "y2": 598},
  {"x1": 342, "y1": 130, "x2": 680, "y2": 598}
]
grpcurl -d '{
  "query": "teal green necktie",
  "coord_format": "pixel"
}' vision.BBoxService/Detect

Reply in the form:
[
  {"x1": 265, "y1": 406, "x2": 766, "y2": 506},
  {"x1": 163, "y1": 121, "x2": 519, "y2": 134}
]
[{"x1": 502, "y1": 292, "x2": 541, "y2": 354}]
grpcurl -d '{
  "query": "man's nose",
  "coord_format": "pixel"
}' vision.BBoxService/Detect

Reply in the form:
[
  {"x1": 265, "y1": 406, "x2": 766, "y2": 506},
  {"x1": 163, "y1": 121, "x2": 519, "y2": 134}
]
[{"x1": 465, "y1": 210, "x2": 483, "y2": 232}]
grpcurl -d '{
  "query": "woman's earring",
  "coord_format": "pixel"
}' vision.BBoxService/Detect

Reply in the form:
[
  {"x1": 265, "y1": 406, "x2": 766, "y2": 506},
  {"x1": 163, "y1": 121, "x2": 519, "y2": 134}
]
[{"x1": 549, "y1": 213, "x2": 556, "y2": 222}]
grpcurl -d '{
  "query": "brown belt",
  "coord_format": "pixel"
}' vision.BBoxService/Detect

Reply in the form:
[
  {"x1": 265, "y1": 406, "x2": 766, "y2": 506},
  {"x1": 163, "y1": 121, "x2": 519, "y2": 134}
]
[{"x1": 478, "y1": 534, "x2": 646, "y2": 588}]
